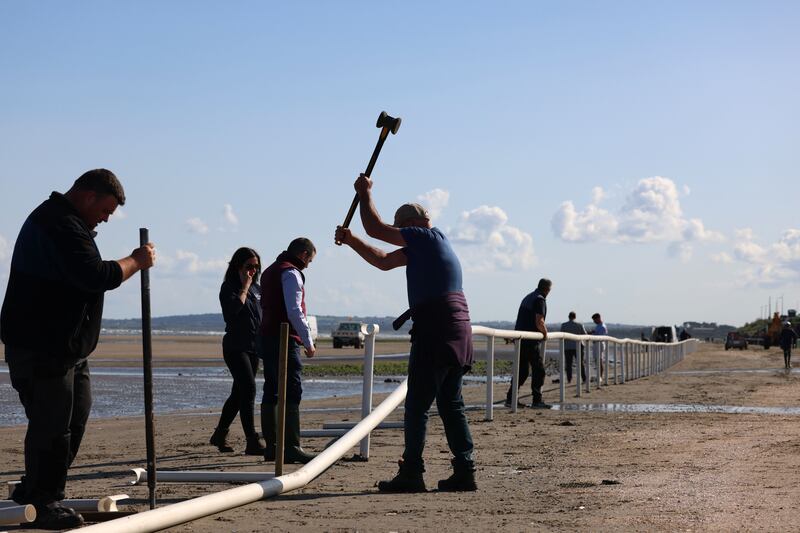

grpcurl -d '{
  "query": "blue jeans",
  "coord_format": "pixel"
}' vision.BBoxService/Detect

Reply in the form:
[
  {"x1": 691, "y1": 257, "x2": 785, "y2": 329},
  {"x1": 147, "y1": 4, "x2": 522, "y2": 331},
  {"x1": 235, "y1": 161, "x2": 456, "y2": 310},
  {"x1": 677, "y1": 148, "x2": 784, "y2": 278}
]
[
  {"x1": 258, "y1": 335, "x2": 303, "y2": 405},
  {"x1": 402, "y1": 342, "x2": 474, "y2": 473}
]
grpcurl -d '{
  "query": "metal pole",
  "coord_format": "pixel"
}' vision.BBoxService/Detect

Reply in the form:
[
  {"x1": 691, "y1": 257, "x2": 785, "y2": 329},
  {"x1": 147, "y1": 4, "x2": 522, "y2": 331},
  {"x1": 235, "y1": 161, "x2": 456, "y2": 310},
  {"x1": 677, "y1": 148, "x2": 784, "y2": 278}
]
[
  {"x1": 275, "y1": 323, "x2": 289, "y2": 477},
  {"x1": 595, "y1": 341, "x2": 601, "y2": 389},
  {"x1": 139, "y1": 228, "x2": 157, "y2": 510},
  {"x1": 485, "y1": 335, "x2": 495, "y2": 421},
  {"x1": 359, "y1": 325, "x2": 378, "y2": 458},
  {"x1": 559, "y1": 338, "x2": 565, "y2": 403}
]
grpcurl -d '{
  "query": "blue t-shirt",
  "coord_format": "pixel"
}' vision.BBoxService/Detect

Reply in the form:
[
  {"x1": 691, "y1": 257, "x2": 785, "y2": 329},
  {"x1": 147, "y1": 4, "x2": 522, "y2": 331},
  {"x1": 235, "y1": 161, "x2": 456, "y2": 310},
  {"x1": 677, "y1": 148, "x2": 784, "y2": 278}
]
[{"x1": 400, "y1": 226, "x2": 463, "y2": 308}]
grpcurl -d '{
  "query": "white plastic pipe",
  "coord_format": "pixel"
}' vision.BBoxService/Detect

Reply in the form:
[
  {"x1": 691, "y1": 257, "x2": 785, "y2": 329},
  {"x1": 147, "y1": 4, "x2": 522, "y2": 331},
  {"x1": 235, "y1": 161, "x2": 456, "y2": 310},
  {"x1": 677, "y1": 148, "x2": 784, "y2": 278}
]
[
  {"x1": 359, "y1": 324, "x2": 378, "y2": 458},
  {"x1": 78, "y1": 379, "x2": 409, "y2": 533},
  {"x1": 0, "y1": 504, "x2": 35, "y2": 525},
  {"x1": 0, "y1": 495, "x2": 128, "y2": 512},
  {"x1": 323, "y1": 421, "x2": 403, "y2": 430},
  {"x1": 558, "y1": 338, "x2": 565, "y2": 403},
  {"x1": 484, "y1": 334, "x2": 495, "y2": 421},
  {"x1": 131, "y1": 469, "x2": 273, "y2": 484},
  {"x1": 511, "y1": 337, "x2": 521, "y2": 412}
]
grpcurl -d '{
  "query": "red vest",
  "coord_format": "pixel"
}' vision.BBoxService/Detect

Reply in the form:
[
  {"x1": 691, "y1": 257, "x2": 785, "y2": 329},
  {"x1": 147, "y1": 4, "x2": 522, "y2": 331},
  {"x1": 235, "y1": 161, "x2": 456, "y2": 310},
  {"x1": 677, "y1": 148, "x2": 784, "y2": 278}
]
[{"x1": 259, "y1": 254, "x2": 306, "y2": 343}]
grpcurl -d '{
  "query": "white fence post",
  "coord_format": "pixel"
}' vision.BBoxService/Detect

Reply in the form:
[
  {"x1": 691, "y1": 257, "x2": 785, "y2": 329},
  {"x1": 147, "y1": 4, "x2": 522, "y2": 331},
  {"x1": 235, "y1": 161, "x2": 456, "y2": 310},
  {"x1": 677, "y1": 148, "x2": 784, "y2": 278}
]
[
  {"x1": 559, "y1": 338, "x2": 565, "y2": 403},
  {"x1": 511, "y1": 337, "x2": 522, "y2": 412},
  {"x1": 485, "y1": 335, "x2": 495, "y2": 421},
  {"x1": 576, "y1": 341, "x2": 582, "y2": 397},
  {"x1": 358, "y1": 324, "x2": 378, "y2": 459}
]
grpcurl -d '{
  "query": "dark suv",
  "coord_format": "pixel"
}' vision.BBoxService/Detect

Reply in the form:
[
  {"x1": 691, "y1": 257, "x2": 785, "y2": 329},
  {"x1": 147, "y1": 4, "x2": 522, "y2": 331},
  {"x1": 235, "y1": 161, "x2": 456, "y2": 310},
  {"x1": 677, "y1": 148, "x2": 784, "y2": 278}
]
[{"x1": 725, "y1": 331, "x2": 748, "y2": 350}]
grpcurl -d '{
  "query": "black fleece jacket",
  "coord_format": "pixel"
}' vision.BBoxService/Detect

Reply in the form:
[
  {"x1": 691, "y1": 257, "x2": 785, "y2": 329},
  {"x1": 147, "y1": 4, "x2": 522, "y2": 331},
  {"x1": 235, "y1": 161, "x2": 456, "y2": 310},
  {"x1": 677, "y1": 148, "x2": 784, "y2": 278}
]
[{"x1": 1, "y1": 192, "x2": 123, "y2": 365}]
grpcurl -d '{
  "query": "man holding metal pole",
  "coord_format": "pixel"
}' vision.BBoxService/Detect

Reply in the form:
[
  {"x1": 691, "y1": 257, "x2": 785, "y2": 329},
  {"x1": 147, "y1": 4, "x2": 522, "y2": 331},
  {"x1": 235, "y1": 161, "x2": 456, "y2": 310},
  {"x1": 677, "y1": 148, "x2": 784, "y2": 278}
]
[
  {"x1": 258, "y1": 238, "x2": 317, "y2": 464},
  {"x1": 335, "y1": 174, "x2": 477, "y2": 493},
  {"x1": 1, "y1": 169, "x2": 156, "y2": 529}
]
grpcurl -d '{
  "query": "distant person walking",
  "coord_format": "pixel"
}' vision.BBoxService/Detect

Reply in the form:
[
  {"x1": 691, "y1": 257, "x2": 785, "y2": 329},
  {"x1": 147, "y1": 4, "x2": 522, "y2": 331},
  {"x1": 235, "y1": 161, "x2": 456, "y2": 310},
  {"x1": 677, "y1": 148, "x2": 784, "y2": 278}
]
[
  {"x1": 1, "y1": 169, "x2": 156, "y2": 530},
  {"x1": 780, "y1": 322, "x2": 798, "y2": 369},
  {"x1": 258, "y1": 238, "x2": 317, "y2": 464},
  {"x1": 209, "y1": 247, "x2": 266, "y2": 456},
  {"x1": 506, "y1": 278, "x2": 552, "y2": 409},
  {"x1": 591, "y1": 313, "x2": 608, "y2": 380},
  {"x1": 560, "y1": 312, "x2": 587, "y2": 384},
  {"x1": 335, "y1": 173, "x2": 477, "y2": 493}
]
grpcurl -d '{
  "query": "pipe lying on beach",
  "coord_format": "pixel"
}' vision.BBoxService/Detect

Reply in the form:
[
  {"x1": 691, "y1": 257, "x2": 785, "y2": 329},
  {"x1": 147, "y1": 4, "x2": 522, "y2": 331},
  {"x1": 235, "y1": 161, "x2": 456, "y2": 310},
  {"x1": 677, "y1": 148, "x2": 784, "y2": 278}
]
[
  {"x1": 0, "y1": 495, "x2": 128, "y2": 513},
  {"x1": 0, "y1": 504, "x2": 35, "y2": 525},
  {"x1": 130, "y1": 469, "x2": 274, "y2": 484},
  {"x1": 77, "y1": 379, "x2": 408, "y2": 533}
]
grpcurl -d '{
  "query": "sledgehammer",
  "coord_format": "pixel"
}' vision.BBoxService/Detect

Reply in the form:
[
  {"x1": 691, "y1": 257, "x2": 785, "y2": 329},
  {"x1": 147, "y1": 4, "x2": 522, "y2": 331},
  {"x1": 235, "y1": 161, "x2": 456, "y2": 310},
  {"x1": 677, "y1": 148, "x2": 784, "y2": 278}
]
[{"x1": 336, "y1": 111, "x2": 401, "y2": 244}]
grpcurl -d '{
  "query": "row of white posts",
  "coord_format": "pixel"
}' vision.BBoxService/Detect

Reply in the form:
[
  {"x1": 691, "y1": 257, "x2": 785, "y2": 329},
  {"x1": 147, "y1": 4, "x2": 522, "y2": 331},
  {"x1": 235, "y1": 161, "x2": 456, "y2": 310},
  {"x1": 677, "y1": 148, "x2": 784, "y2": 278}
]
[
  {"x1": 78, "y1": 325, "x2": 696, "y2": 532},
  {"x1": 471, "y1": 326, "x2": 697, "y2": 419}
]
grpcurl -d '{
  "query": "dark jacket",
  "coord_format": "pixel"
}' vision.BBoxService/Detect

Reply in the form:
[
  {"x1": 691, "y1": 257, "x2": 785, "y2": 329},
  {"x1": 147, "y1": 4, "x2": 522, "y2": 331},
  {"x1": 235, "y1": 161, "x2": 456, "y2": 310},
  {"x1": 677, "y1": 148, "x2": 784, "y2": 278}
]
[
  {"x1": 408, "y1": 291, "x2": 474, "y2": 370},
  {"x1": 219, "y1": 279, "x2": 262, "y2": 353},
  {"x1": 780, "y1": 327, "x2": 798, "y2": 350},
  {"x1": 1, "y1": 192, "x2": 123, "y2": 365}
]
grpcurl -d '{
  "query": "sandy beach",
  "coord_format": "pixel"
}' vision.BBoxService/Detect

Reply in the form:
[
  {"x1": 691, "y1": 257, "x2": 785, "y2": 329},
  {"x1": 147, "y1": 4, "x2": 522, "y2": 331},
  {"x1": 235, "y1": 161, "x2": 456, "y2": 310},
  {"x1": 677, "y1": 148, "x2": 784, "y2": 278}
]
[{"x1": 3, "y1": 341, "x2": 800, "y2": 531}]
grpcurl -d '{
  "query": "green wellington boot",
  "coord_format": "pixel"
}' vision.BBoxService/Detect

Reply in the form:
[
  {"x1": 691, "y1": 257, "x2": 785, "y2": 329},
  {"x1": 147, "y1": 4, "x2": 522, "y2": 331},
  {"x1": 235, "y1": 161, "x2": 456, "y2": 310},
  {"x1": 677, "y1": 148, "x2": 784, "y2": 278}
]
[
  {"x1": 260, "y1": 404, "x2": 276, "y2": 462},
  {"x1": 284, "y1": 404, "x2": 317, "y2": 464}
]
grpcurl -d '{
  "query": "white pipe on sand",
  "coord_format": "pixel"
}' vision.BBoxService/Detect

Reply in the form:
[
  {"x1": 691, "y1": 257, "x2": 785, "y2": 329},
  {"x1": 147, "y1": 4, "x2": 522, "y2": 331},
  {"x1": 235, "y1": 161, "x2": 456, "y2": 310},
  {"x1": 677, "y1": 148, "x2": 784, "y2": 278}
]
[{"x1": 77, "y1": 379, "x2": 408, "y2": 533}]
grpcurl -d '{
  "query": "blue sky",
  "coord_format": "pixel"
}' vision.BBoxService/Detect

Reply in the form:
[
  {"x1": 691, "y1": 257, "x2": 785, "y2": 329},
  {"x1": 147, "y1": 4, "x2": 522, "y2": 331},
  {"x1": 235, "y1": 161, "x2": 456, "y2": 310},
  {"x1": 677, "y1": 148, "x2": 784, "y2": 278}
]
[{"x1": 1, "y1": 1, "x2": 798, "y2": 326}]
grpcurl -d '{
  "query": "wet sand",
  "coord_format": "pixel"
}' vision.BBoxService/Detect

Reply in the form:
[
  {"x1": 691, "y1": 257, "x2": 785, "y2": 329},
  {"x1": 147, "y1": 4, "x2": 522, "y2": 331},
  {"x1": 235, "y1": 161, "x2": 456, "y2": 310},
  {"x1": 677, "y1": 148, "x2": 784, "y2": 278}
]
[{"x1": 3, "y1": 342, "x2": 800, "y2": 531}]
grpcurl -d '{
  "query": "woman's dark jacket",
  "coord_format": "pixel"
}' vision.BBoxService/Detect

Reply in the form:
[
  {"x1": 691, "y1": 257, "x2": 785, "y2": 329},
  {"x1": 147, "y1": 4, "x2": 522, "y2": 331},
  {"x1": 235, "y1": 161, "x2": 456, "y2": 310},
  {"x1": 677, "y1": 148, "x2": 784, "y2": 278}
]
[{"x1": 219, "y1": 279, "x2": 262, "y2": 353}]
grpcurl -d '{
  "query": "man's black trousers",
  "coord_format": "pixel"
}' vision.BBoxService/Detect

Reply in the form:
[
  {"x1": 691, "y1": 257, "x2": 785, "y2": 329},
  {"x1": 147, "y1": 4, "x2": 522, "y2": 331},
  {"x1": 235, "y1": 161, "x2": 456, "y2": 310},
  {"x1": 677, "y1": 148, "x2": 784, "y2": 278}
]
[
  {"x1": 506, "y1": 339, "x2": 545, "y2": 404},
  {"x1": 8, "y1": 355, "x2": 91, "y2": 505}
]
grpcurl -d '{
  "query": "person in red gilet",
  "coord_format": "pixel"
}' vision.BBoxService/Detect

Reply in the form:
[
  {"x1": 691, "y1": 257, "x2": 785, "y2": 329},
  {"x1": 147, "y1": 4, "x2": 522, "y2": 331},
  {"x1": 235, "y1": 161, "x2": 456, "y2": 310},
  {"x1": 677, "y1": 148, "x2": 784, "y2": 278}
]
[{"x1": 258, "y1": 237, "x2": 317, "y2": 464}]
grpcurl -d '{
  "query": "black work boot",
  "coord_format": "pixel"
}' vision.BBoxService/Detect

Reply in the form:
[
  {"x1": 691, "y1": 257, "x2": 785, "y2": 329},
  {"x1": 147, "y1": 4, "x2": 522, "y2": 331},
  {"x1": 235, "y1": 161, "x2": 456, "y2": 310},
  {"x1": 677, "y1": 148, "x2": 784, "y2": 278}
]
[
  {"x1": 209, "y1": 427, "x2": 234, "y2": 452},
  {"x1": 284, "y1": 404, "x2": 317, "y2": 464},
  {"x1": 261, "y1": 404, "x2": 276, "y2": 462},
  {"x1": 30, "y1": 502, "x2": 84, "y2": 530},
  {"x1": 377, "y1": 459, "x2": 427, "y2": 493},
  {"x1": 244, "y1": 434, "x2": 266, "y2": 456},
  {"x1": 437, "y1": 460, "x2": 477, "y2": 492}
]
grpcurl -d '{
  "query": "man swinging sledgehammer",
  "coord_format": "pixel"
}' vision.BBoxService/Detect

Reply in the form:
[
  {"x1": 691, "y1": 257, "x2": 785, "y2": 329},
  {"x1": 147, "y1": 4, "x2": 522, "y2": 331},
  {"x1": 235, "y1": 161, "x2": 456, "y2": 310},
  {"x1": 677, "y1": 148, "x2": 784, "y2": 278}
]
[{"x1": 335, "y1": 174, "x2": 477, "y2": 492}]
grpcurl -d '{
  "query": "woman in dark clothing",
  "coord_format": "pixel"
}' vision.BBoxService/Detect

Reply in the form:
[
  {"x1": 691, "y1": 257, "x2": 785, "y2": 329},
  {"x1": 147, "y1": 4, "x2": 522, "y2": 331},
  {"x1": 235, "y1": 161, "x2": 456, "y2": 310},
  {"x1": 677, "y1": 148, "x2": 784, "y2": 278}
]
[{"x1": 209, "y1": 247, "x2": 266, "y2": 455}]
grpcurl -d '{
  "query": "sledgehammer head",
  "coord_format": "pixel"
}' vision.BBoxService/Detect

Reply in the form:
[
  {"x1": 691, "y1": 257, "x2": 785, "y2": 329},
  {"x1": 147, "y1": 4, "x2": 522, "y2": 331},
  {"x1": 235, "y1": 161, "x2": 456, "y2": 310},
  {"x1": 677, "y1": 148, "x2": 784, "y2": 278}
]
[{"x1": 376, "y1": 111, "x2": 401, "y2": 134}]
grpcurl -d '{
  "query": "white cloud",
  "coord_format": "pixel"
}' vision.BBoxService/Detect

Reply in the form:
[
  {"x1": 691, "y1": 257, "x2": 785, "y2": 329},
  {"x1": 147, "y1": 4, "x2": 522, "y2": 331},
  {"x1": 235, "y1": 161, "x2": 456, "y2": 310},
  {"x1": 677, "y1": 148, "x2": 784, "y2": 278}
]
[
  {"x1": 729, "y1": 229, "x2": 800, "y2": 286},
  {"x1": 667, "y1": 241, "x2": 693, "y2": 263},
  {"x1": 174, "y1": 250, "x2": 227, "y2": 275},
  {"x1": 417, "y1": 189, "x2": 450, "y2": 222},
  {"x1": 551, "y1": 199, "x2": 618, "y2": 243},
  {"x1": 710, "y1": 252, "x2": 733, "y2": 264},
  {"x1": 186, "y1": 217, "x2": 209, "y2": 235},
  {"x1": 223, "y1": 204, "x2": 239, "y2": 227},
  {"x1": 450, "y1": 205, "x2": 536, "y2": 272},
  {"x1": 0, "y1": 233, "x2": 9, "y2": 263},
  {"x1": 112, "y1": 207, "x2": 127, "y2": 220},
  {"x1": 551, "y1": 176, "x2": 723, "y2": 260}
]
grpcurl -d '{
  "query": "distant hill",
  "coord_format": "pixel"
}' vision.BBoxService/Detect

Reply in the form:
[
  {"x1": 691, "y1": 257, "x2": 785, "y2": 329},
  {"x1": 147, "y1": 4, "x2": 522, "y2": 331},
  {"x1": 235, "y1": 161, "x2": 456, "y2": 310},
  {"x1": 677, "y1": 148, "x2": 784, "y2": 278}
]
[{"x1": 102, "y1": 314, "x2": 734, "y2": 340}]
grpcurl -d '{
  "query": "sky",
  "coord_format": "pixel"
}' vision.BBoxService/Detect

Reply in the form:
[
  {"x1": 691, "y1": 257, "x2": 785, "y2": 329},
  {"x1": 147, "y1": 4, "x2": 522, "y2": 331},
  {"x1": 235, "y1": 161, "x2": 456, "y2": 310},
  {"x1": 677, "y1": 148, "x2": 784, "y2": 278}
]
[{"x1": 1, "y1": 1, "x2": 798, "y2": 327}]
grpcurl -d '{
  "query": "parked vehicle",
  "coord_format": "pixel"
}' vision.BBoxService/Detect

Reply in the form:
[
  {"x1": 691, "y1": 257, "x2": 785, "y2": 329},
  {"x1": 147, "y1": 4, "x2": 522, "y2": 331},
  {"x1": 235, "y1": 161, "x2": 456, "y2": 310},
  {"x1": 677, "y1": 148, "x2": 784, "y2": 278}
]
[
  {"x1": 651, "y1": 326, "x2": 677, "y2": 343},
  {"x1": 332, "y1": 321, "x2": 365, "y2": 349},
  {"x1": 725, "y1": 331, "x2": 748, "y2": 350}
]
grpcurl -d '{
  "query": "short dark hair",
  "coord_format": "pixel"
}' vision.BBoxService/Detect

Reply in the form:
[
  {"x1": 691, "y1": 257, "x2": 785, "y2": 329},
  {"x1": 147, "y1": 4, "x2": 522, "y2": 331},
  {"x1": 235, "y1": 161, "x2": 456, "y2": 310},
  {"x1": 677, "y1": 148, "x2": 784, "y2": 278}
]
[
  {"x1": 224, "y1": 247, "x2": 261, "y2": 286},
  {"x1": 73, "y1": 169, "x2": 126, "y2": 205},
  {"x1": 537, "y1": 278, "x2": 552, "y2": 290},
  {"x1": 592, "y1": 313, "x2": 601, "y2": 320},
  {"x1": 568, "y1": 311, "x2": 576, "y2": 320},
  {"x1": 287, "y1": 237, "x2": 315, "y2": 257}
]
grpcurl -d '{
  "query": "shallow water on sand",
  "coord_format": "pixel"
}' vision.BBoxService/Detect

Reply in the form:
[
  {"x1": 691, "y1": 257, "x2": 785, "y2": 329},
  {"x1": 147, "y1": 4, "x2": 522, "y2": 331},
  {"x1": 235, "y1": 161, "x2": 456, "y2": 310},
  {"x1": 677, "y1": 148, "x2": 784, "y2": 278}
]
[{"x1": 0, "y1": 366, "x2": 399, "y2": 427}]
